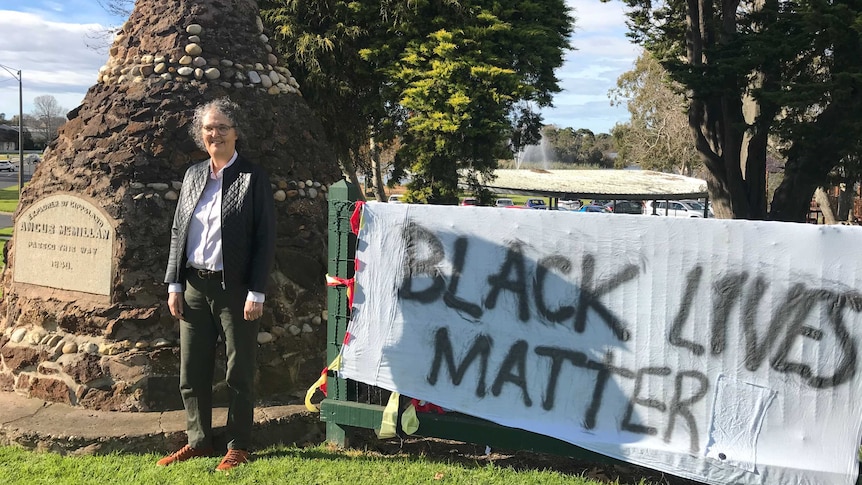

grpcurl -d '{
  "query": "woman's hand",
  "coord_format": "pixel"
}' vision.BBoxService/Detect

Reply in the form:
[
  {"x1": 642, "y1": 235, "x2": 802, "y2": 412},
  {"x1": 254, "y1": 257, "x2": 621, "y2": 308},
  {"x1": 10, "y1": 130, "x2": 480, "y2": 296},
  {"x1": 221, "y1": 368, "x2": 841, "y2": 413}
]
[
  {"x1": 168, "y1": 292, "x2": 184, "y2": 319},
  {"x1": 244, "y1": 300, "x2": 263, "y2": 321}
]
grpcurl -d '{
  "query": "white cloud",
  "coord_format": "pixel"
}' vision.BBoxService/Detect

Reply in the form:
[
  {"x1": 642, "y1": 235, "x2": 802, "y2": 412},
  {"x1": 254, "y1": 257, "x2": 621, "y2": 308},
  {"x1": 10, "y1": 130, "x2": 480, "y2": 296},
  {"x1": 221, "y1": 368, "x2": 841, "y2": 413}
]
[
  {"x1": 7, "y1": 0, "x2": 119, "y2": 24},
  {"x1": 569, "y1": 0, "x2": 631, "y2": 32},
  {"x1": 43, "y1": 1, "x2": 65, "y2": 13},
  {"x1": 539, "y1": 0, "x2": 640, "y2": 132},
  {"x1": 0, "y1": 10, "x2": 110, "y2": 116}
]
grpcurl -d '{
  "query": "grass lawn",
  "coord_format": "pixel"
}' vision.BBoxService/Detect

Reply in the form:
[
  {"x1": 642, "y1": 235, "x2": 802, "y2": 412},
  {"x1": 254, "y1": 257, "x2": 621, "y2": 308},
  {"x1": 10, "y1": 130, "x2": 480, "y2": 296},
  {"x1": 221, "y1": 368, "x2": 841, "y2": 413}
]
[
  {"x1": 0, "y1": 188, "x2": 15, "y2": 270},
  {"x1": 0, "y1": 209, "x2": 10, "y2": 270},
  {"x1": 0, "y1": 443, "x2": 664, "y2": 485},
  {"x1": 0, "y1": 185, "x2": 19, "y2": 213}
]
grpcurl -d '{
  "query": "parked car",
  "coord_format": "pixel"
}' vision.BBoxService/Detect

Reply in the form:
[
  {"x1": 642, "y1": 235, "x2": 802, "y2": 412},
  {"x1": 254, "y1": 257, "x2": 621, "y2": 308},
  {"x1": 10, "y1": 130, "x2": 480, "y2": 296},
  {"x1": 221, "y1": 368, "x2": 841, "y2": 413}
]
[
  {"x1": 0, "y1": 160, "x2": 17, "y2": 172},
  {"x1": 603, "y1": 200, "x2": 644, "y2": 215},
  {"x1": 524, "y1": 198, "x2": 547, "y2": 210},
  {"x1": 460, "y1": 197, "x2": 479, "y2": 206},
  {"x1": 495, "y1": 198, "x2": 514, "y2": 207},
  {"x1": 558, "y1": 199, "x2": 582, "y2": 211},
  {"x1": 644, "y1": 199, "x2": 710, "y2": 217},
  {"x1": 578, "y1": 204, "x2": 610, "y2": 213},
  {"x1": 683, "y1": 199, "x2": 714, "y2": 217},
  {"x1": 388, "y1": 194, "x2": 405, "y2": 203}
]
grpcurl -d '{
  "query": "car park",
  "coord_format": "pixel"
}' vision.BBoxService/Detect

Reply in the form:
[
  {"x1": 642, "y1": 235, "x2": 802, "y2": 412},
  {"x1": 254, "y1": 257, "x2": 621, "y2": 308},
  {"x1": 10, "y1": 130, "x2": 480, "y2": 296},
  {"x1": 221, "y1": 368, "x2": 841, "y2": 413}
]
[
  {"x1": 0, "y1": 160, "x2": 17, "y2": 172},
  {"x1": 495, "y1": 198, "x2": 514, "y2": 207},
  {"x1": 644, "y1": 199, "x2": 710, "y2": 217},
  {"x1": 603, "y1": 200, "x2": 644, "y2": 215},
  {"x1": 524, "y1": 198, "x2": 547, "y2": 210}
]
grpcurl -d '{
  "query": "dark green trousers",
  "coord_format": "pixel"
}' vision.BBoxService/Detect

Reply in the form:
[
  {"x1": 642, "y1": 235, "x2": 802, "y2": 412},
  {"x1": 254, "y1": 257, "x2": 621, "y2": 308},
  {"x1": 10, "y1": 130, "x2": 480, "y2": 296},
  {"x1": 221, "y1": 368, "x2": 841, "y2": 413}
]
[{"x1": 180, "y1": 271, "x2": 258, "y2": 450}]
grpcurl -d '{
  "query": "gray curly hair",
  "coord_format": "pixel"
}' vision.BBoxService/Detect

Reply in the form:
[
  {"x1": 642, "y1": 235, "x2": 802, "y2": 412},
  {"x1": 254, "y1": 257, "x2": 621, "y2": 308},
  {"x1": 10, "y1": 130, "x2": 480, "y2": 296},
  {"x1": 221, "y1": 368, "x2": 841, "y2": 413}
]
[{"x1": 189, "y1": 97, "x2": 245, "y2": 151}]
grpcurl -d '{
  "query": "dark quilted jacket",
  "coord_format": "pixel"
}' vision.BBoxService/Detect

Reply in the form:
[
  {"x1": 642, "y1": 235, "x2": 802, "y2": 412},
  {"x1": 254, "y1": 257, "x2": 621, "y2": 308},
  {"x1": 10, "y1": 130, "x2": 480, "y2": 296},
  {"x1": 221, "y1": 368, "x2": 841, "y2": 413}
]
[{"x1": 164, "y1": 155, "x2": 275, "y2": 293}]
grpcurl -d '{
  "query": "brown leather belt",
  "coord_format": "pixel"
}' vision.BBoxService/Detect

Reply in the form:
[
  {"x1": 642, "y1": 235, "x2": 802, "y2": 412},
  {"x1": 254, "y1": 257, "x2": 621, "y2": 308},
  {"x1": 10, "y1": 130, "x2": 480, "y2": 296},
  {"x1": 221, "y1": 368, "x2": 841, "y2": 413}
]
[{"x1": 195, "y1": 268, "x2": 223, "y2": 280}]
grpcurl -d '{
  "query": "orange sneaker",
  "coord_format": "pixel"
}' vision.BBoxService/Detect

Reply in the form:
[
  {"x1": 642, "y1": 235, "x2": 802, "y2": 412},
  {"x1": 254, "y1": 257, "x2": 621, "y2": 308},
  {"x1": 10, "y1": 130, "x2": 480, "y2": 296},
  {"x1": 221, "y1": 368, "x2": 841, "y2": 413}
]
[
  {"x1": 156, "y1": 444, "x2": 214, "y2": 466},
  {"x1": 215, "y1": 449, "x2": 250, "y2": 472}
]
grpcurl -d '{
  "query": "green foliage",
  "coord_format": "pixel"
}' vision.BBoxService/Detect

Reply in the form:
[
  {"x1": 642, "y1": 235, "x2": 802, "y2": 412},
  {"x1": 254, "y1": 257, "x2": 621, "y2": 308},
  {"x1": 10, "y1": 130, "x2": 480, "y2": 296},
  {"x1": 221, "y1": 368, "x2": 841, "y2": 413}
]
[
  {"x1": 540, "y1": 127, "x2": 614, "y2": 167},
  {"x1": 260, "y1": 0, "x2": 383, "y2": 165},
  {"x1": 391, "y1": 0, "x2": 572, "y2": 201},
  {"x1": 618, "y1": 0, "x2": 862, "y2": 220},
  {"x1": 394, "y1": 25, "x2": 521, "y2": 203},
  {"x1": 261, "y1": 0, "x2": 573, "y2": 204},
  {"x1": 508, "y1": 103, "x2": 543, "y2": 157},
  {"x1": 609, "y1": 52, "x2": 699, "y2": 174}
]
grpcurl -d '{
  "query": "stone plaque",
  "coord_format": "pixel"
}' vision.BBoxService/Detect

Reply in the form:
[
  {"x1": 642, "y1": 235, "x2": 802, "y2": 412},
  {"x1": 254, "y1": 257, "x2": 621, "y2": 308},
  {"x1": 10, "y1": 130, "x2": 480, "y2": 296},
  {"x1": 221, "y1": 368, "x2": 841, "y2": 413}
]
[{"x1": 13, "y1": 194, "x2": 114, "y2": 296}]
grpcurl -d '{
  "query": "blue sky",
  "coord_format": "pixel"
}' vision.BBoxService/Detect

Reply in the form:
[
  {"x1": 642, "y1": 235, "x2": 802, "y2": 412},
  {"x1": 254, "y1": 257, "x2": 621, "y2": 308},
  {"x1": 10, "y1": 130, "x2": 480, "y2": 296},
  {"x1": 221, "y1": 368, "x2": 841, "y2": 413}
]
[{"x1": 0, "y1": 0, "x2": 640, "y2": 134}]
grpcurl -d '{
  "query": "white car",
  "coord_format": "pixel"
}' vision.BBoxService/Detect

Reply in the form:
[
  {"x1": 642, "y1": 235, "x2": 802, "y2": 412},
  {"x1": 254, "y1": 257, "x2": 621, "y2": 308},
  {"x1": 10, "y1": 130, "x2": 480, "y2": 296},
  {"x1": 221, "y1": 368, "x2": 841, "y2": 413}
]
[
  {"x1": 495, "y1": 198, "x2": 514, "y2": 207},
  {"x1": 388, "y1": 194, "x2": 405, "y2": 203},
  {"x1": 0, "y1": 160, "x2": 18, "y2": 172},
  {"x1": 644, "y1": 199, "x2": 711, "y2": 217},
  {"x1": 558, "y1": 199, "x2": 582, "y2": 211}
]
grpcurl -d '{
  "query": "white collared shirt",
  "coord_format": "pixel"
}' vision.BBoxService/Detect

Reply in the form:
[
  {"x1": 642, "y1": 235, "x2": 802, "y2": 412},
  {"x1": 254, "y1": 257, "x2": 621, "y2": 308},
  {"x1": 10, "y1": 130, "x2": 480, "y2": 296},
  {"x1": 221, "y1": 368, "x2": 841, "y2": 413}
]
[
  {"x1": 168, "y1": 152, "x2": 263, "y2": 303},
  {"x1": 185, "y1": 153, "x2": 235, "y2": 273}
]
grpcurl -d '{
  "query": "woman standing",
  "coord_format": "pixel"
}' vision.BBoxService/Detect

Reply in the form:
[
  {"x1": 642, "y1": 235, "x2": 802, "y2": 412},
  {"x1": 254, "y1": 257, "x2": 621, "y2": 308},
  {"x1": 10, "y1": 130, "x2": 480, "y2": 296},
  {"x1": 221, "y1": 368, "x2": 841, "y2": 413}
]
[{"x1": 160, "y1": 97, "x2": 275, "y2": 472}]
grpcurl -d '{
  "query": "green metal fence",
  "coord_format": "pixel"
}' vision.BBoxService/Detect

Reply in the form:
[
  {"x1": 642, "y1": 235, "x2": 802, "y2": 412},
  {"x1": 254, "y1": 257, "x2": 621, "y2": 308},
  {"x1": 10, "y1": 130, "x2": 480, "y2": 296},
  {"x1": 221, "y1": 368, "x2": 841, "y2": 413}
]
[{"x1": 319, "y1": 180, "x2": 615, "y2": 460}]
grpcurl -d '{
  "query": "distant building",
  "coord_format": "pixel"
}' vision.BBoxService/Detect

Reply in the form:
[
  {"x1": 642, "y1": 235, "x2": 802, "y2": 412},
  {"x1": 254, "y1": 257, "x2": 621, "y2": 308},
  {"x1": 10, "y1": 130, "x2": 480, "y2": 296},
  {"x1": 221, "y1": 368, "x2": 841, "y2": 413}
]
[{"x1": 0, "y1": 124, "x2": 19, "y2": 151}]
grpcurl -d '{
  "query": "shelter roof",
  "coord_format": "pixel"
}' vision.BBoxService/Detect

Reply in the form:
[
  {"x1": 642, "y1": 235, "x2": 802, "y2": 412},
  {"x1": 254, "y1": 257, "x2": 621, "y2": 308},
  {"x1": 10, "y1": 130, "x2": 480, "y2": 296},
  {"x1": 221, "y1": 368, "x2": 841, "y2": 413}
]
[{"x1": 480, "y1": 169, "x2": 709, "y2": 200}]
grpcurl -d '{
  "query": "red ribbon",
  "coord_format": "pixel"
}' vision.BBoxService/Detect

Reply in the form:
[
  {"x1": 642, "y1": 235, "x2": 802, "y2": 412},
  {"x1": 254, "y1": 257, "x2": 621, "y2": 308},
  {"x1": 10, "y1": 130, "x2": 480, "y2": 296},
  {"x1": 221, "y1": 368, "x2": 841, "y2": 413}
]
[
  {"x1": 325, "y1": 274, "x2": 355, "y2": 308},
  {"x1": 319, "y1": 366, "x2": 329, "y2": 395},
  {"x1": 350, "y1": 201, "x2": 365, "y2": 235},
  {"x1": 410, "y1": 398, "x2": 446, "y2": 414}
]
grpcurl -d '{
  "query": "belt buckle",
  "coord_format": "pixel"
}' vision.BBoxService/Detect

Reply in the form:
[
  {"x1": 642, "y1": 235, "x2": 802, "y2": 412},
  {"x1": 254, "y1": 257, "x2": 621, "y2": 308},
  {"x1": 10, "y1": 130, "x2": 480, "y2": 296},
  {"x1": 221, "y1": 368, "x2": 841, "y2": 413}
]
[{"x1": 197, "y1": 268, "x2": 214, "y2": 279}]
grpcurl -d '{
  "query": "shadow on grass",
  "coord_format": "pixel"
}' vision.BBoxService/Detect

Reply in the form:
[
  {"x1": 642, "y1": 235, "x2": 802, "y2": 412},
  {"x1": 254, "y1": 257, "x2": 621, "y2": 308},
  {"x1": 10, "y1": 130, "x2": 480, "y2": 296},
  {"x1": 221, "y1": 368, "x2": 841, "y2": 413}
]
[{"x1": 253, "y1": 433, "x2": 702, "y2": 485}]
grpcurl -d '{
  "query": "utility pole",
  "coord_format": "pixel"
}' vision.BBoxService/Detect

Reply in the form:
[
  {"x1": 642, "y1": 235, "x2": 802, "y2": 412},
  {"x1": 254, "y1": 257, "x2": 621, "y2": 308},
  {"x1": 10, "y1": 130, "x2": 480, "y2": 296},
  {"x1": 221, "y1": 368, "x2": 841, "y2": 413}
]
[{"x1": 0, "y1": 64, "x2": 23, "y2": 196}]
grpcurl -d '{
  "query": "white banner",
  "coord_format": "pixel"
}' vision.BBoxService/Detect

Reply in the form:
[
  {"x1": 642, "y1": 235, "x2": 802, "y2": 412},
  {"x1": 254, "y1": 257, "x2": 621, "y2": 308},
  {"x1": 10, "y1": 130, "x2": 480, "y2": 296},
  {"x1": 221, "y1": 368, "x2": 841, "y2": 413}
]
[{"x1": 339, "y1": 202, "x2": 862, "y2": 485}]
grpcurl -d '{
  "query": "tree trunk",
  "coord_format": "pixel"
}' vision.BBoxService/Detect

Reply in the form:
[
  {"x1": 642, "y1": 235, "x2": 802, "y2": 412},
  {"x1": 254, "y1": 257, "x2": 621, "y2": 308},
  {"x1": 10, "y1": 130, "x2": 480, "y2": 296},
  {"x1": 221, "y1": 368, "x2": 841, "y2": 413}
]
[
  {"x1": 337, "y1": 155, "x2": 366, "y2": 202},
  {"x1": 769, "y1": 36, "x2": 862, "y2": 221},
  {"x1": 704, "y1": 171, "x2": 734, "y2": 219},
  {"x1": 370, "y1": 137, "x2": 387, "y2": 202},
  {"x1": 837, "y1": 182, "x2": 854, "y2": 222},
  {"x1": 814, "y1": 187, "x2": 836, "y2": 224},
  {"x1": 769, "y1": 101, "x2": 853, "y2": 222},
  {"x1": 684, "y1": 0, "x2": 775, "y2": 221},
  {"x1": 768, "y1": 169, "x2": 819, "y2": 222}
]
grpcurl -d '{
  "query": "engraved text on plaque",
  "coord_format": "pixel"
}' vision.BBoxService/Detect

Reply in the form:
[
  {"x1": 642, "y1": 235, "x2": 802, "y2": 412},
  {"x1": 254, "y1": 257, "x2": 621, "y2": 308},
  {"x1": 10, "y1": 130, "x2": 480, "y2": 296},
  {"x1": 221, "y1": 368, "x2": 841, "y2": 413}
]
[{"x1": 13, "y1": 194, "x2": 114, "y2": 296}]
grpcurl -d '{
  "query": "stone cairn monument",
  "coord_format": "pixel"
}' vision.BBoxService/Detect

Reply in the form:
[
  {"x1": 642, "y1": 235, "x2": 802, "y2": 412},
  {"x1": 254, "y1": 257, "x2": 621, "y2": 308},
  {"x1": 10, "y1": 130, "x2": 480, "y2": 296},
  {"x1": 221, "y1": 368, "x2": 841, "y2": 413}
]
[{"x1": 0, "y1": 0, "x2": 342, "y2": 411}]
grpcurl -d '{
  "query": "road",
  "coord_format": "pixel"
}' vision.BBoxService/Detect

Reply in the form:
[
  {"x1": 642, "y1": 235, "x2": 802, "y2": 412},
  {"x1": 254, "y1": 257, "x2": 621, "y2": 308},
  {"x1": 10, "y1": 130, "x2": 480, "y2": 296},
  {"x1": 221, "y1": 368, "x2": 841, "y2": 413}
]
[{"x1": 0, "y1": 167, "x2": 34, "y2": 229}]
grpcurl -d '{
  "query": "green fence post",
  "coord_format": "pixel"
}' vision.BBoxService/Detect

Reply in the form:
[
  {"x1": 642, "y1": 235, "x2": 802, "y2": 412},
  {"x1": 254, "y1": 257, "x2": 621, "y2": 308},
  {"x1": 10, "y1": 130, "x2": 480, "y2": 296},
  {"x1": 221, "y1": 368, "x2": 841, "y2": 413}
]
[{"x1": 323, "y1": 179, "x2": 358, "y2": 447}]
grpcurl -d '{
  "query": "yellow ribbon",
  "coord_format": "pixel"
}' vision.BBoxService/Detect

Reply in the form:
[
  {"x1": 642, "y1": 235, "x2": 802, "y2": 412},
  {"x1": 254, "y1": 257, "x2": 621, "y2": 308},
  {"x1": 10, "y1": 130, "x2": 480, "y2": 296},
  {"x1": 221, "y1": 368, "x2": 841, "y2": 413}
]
[
  {"x1": 401, "y1": 400, "x2": 420, "y2": 435},
  {"x1": 376, "y1": 391, "x2": 420, "y2": 438},
  {"x1": 304, "y1": 354, "x2": 342, "y2": 412},
  {"x1": 376, "y1": 391, "x2": 401, "y2": 438}
]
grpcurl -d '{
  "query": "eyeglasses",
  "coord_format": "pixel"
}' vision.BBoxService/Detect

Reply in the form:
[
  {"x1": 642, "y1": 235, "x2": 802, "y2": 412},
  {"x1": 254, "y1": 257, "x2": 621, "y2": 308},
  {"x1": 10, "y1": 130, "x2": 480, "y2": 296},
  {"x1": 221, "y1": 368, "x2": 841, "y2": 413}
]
[{"x1": 202, "y1": 124, "x2": 234, "y2": 135}]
